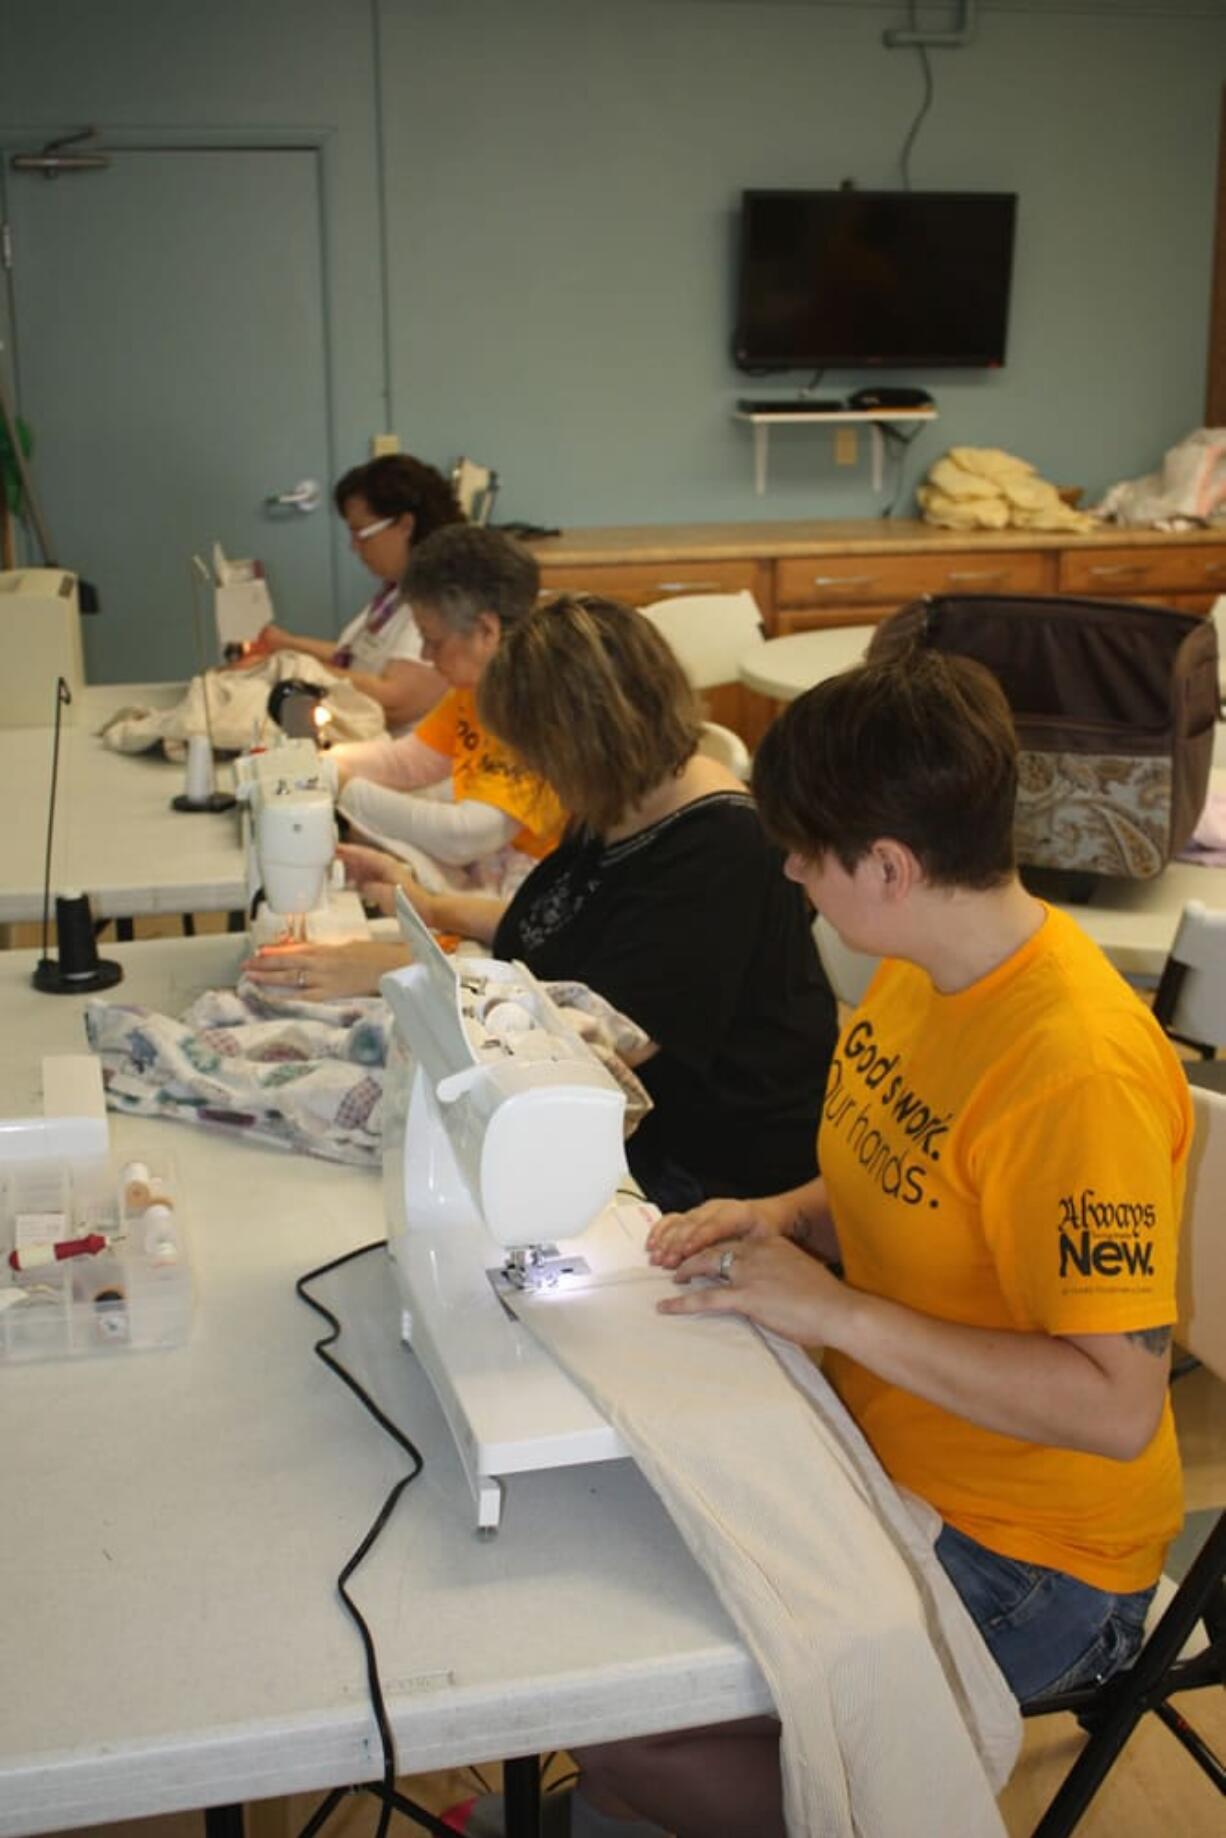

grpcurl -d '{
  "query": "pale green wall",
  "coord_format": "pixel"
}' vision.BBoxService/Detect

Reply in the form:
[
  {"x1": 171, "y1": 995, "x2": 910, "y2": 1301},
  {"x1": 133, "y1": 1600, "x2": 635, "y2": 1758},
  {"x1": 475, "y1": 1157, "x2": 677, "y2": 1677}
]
[
  {"x1": 382, "y1": 0, "x2": 1226, "y2": 522},
  {"x1": 2, "y1": 0, "x2": 1225, "y2": 554}
]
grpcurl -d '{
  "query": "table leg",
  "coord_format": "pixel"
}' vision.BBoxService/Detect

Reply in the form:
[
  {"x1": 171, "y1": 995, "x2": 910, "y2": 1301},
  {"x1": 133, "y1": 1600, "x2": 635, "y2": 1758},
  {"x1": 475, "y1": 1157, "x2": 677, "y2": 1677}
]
[
  {"x1": 203, "y1": 1806, "x2": 245, "y2": 1838},
  {"x1": 503, "y1": 1755, "x2": 542, "y2": 1837}
]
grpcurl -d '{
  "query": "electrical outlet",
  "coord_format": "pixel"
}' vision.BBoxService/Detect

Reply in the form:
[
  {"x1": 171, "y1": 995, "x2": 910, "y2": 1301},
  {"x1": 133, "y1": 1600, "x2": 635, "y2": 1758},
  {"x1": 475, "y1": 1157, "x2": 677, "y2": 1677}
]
[
  {"x1": 834, "y1": 427, "x2": 858, "y2": 468},
  {"x1": 370, "y1": 433, "x2": 400, "y2": 457}
]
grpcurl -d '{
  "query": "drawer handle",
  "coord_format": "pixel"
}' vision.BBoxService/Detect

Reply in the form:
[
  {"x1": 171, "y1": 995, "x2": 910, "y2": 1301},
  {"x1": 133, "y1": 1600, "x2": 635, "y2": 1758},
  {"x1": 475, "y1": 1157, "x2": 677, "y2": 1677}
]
[
  {"x1": 813, "y1": 574, "x2": 878, "y2": 590},
  {"x1": 1087, "y1": 563, "x2": 1146, "y2": 579},
  {"x1": 947, "y1": 569, "x2": 1008, "y2": 585},
  {"x1": 1202, "y1": 560, "x2": 1226, "y2": 578},
  {"x1": 649, "y1": 579, "x2": 725, "y2": 595}
]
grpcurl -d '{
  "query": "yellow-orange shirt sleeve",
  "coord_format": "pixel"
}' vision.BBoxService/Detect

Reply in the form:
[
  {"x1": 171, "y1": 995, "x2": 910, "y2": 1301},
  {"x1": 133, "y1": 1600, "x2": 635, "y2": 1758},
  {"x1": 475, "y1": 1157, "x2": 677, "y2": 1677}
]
[
  {"x1": 972, "y1": 1069, "x2": 1186, "y2": 1337},
  {"x1": 413, "y1": 687, "x2": 461, "y2": 756}
]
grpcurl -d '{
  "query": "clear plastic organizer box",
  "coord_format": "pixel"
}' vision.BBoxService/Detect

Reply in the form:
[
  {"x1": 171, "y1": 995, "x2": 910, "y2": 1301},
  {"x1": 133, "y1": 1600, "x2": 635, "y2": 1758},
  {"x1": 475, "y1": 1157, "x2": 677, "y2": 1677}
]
[{"x1": 0, "y1": 1128, "x2": 191, "y2": 1364}]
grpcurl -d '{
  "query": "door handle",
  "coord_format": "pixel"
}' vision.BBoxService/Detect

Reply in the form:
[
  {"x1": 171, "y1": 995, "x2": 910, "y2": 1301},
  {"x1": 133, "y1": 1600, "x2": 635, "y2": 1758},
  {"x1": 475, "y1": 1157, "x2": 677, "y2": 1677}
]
[{"x1": 265, "y1": 479, "x2": 322, "y2": 514}]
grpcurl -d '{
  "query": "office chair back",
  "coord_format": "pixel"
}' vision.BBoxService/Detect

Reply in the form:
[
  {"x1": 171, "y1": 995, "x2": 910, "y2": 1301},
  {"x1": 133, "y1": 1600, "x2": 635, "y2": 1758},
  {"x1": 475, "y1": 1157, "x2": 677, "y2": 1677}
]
[
  {"x1": 1152, "y1": 900, "x2": 1226, "y2": 1092},
  {"x1": 640, "y1": 590, "x2": 765, "y2": 691},
  {"x1": 696, "y1": 721, "x2": 751, "y2": 782},
  {"x1": 1177, "y1": 1083, "x2": 1226, "y2": 1381},
  {"x1": 812, "y1": 912, "x2": 879, "y2": 1009}
]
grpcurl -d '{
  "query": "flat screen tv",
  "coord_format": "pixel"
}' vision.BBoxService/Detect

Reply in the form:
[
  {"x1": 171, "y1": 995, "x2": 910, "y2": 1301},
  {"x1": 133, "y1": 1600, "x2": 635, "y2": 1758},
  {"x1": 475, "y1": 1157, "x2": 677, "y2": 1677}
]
[{"x1": 733, "y1": 189, "x2": 1017, "y2": 371}]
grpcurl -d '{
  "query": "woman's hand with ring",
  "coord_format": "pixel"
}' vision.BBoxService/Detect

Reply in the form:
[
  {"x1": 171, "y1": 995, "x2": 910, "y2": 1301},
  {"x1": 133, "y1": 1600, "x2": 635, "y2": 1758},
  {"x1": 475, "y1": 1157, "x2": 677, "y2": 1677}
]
[
  {"x1": 657, "y1": 1236, "x2": 846, "y2": 1348},
  {"x1": 241, "y1": 939, "x2": 409, "y2": 1001}
]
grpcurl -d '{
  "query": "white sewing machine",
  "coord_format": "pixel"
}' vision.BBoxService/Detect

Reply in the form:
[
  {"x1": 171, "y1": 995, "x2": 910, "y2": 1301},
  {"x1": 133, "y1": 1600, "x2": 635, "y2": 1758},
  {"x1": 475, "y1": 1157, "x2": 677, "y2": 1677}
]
[
  {"x1": 234, "y1": 737, "x2": 369, "y2": 945},
  {"x1": 380, "y1": 891, "x2": 658, "y2": 1532}
]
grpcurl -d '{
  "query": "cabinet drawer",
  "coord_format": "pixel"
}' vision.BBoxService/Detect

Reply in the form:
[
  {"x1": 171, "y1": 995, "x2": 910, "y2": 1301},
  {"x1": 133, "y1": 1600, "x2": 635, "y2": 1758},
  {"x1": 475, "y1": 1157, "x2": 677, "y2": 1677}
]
[
  {"x1": 536, "y1": 558, "x2": 759, "y2": 607},
  {"x1": 774, "y1": 549, "x2": 1048, "y2": 609},
  {"x1": 1058, "y1": 545, "x2": 1226, "y2": 597}
]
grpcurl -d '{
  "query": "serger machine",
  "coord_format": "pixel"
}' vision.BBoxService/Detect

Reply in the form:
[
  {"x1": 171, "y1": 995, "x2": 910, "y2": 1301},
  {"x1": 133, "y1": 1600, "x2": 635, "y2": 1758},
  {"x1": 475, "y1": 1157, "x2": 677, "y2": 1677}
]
[
  {"x1": 380, "y1": 892, "x2": 657, "y2": 1532},
  {"x1": 234, "y1": 737, "x2": 369, "y2": 946}
]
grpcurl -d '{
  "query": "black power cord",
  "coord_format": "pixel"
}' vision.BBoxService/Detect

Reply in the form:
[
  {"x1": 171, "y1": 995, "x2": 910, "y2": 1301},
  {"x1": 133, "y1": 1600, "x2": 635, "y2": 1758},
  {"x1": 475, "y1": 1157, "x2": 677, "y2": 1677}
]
[
  {"x1": 897, "y1": 0, "x2": 935, "y2": 192},
  {"x1": 294, "y1": 1240, "x2": 456, "y2": 1838},
  {"x1": 878, "y1": 422, "x2": 927, "y2": 519}
]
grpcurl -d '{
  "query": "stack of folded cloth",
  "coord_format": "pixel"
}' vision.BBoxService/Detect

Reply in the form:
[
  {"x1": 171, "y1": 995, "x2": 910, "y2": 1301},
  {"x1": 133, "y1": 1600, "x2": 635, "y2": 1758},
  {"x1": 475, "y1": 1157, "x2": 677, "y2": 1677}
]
[{"x1": 918, "y1": 447, "x2": 1098, "y2": 534}]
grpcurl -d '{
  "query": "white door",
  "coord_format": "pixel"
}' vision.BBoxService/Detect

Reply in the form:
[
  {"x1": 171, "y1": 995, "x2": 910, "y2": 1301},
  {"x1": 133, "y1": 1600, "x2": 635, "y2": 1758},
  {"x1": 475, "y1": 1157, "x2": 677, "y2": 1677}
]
[{"x1": 5, "y1": 146, "x2": 337, "y2": 683}]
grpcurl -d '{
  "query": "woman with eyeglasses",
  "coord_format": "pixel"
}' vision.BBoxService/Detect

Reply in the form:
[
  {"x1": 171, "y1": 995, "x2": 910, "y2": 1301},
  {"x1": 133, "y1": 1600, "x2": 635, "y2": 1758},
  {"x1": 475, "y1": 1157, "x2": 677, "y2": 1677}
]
[{"x1": 242, "y1": 453, "x2": 463, "y2": 733}]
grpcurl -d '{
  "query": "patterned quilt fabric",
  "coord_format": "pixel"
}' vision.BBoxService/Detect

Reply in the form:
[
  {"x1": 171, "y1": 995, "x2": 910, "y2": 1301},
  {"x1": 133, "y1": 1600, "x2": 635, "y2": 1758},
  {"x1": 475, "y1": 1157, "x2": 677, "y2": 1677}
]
[{"x1": 84, "y1": 978, "x2": 651, "y2": 1166}]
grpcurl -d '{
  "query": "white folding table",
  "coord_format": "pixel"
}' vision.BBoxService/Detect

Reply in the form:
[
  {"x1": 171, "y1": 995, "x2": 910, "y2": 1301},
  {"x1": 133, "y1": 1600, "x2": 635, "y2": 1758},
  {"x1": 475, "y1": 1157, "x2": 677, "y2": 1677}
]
[
  {"x1": 0, "y1": 686, "x2": 246, "y2": 924},
  {"x1": 0, "y1": 936, "x2": 769, "y2": 1838}
]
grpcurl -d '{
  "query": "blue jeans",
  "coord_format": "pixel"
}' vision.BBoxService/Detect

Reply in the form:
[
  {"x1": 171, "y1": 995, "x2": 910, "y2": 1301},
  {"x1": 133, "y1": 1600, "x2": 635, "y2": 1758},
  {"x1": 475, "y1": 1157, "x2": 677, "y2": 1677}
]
[{"x1": 935, "y1": 1522, "x2": 1154, "y2": 1705}]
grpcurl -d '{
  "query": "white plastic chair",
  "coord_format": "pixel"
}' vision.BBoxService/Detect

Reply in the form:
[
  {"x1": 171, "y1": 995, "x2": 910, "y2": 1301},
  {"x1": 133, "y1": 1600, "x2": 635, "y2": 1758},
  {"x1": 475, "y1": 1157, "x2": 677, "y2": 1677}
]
[
  {"x1": 696, "y1": 720, "x2": 751, "y2": 782},
  {"x1": 812, "y1": 912, "x2": 879, "y2": 1009},
  {"x1": 1152, "y1": 900, "x2": 1226, "y2": 1091},
  {"x1": 640, "y1": 590, "x2": 766, "y2": 690}
]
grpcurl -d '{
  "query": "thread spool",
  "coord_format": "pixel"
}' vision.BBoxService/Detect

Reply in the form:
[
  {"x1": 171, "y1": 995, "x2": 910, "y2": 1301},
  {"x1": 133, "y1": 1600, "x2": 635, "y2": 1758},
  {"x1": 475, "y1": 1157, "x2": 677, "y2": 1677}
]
[
  {"x1": 121, "y1": 1160, "x2": 153, "y2": 1213},
  {"x1": 503, "y1": 1028, "x2": 557, "y2": 1062},
  {"x1": 183, "y1": 734, "x2": 215, "y2": 805},
  {"x1": 482, "y1": 999, "x2": 533, "y2": 1038},
  {"x1": 143, "y1": 1204, "x2": 179, "y2": 1264}
]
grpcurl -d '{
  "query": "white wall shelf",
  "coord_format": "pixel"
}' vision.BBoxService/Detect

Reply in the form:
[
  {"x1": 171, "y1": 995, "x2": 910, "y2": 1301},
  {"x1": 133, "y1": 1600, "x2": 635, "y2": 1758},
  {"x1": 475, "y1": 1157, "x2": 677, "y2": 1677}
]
[{"x1": 732, "y1": 407, "x2": 938, "y2": 495}]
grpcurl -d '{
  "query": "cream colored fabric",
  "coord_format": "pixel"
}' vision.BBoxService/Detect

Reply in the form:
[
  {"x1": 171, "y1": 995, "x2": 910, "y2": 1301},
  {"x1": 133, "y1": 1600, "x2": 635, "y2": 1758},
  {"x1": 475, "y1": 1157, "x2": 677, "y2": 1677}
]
[
  {"x1": 919, "y1": 446, "x2": 1097, "y2": 535},
  {"x1": 97, "y1": 650, "x2": 386, "y2": 758},
  {"x1": 514, "y1": 1273, "x2": 1018, "y2": 1837}
]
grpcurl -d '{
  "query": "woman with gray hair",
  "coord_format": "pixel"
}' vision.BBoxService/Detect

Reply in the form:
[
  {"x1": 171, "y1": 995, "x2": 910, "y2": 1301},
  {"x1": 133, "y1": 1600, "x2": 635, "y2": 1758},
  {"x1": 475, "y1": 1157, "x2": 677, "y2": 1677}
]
[{"x1": 328, "y1": 523, "x2": 565, "y2": 899}]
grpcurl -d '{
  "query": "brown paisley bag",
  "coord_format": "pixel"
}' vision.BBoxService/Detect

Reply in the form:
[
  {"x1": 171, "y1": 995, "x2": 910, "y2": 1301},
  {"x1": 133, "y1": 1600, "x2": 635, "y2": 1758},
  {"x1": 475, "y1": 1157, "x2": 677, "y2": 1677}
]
[{"x1": 873, "y1": 594, "x2": 1220, "y2": 879}]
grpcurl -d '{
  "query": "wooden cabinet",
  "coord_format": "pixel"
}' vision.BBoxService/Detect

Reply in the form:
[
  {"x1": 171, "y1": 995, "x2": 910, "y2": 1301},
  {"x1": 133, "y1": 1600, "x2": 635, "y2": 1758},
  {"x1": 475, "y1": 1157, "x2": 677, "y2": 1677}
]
[
  {"x1": 535, "y1": 557, "x2": 764, "y2": 607},
  {"x1": 773, "y1": 549, "x2": 1050, "y2": 636},
  {"x1": 527, "y1": 521, "x2": 1226, "y2": 742},
  {"x1": 1056, "y1": 542, "x2": 1226, "y2": 612}
]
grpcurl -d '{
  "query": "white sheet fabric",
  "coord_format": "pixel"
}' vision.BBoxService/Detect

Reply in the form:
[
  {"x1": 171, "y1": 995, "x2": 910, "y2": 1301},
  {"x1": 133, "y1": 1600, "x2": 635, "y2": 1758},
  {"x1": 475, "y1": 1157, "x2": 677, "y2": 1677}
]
[{"x1": 513, "y1": 1273, "x2": 1019, "y2": 1838}]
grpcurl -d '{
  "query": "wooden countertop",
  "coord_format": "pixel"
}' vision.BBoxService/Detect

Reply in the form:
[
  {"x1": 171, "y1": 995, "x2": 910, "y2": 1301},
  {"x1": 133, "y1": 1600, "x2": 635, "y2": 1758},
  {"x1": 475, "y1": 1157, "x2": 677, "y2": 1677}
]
[{"x1": 528, "y1": 518, "x2": 1226, "y2": 565}]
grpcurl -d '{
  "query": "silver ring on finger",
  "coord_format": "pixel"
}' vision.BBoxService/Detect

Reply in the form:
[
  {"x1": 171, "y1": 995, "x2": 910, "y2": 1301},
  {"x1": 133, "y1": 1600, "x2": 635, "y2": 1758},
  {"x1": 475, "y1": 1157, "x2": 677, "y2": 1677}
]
[
  {"x1": 297, "y1": 969, "x2": 306, "y2": 989},
  {"x1": 718, "y1": 1246, "x2": 736, "y2": 1283}
]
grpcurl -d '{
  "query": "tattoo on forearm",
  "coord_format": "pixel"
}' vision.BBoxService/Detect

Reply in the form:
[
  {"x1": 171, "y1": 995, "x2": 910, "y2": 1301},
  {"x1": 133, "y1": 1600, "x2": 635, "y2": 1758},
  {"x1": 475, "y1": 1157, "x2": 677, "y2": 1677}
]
[{"x1": 1126, "y1": 1326, "x2": 1172, "y2": 1357}]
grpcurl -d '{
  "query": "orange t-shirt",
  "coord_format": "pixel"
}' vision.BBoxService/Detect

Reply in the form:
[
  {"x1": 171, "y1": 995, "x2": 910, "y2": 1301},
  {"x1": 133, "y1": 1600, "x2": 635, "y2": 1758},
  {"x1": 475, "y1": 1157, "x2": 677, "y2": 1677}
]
[
  {"x1": 415, "y1": 688, "x2": 565, "y2": 860},
  {"x1": 820, "y1": 905, "x2": 1191, "y2": 1593}
]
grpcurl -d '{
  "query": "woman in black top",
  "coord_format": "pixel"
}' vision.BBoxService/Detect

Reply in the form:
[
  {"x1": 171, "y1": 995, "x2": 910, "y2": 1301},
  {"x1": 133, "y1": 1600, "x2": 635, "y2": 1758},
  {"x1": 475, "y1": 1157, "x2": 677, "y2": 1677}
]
[
  {"x1": 250, "y1": 594, "x2": 838, "y2": 1209},
  {"x1": 493, "y1": 790, "x2": 833, "y2": 1208}
]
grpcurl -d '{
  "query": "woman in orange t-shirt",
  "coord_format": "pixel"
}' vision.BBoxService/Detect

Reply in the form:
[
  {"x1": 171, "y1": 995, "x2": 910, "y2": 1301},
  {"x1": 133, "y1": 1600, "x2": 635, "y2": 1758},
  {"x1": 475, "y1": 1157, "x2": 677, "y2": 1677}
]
[
  {"x1": 558, "y1": 647, "x2": 1191, "y2": 1838},
  {"x1": 328, "y1": 523, "x2": 564, "y2": 899}
]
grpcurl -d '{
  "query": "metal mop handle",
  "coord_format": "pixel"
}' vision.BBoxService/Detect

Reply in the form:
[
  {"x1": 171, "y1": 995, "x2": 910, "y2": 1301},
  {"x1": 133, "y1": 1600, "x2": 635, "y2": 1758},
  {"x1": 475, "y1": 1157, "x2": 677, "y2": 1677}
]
[
  {"x1": 40, "y1": 676, "x2": 72, "y2": 960},
  {"x1": 189, "y1": 553, "x2": 220, "y2": 755}
]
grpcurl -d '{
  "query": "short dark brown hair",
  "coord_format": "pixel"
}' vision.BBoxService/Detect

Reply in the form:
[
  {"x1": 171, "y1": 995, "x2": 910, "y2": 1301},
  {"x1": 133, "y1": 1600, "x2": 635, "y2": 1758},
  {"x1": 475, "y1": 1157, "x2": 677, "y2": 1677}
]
[
  {"x1": 752, "y1": 647, "x2": 1018, "y2": 888},
  {"x1": 402, "y1": 525, "x2": 540, "y2": 635},
  {"x1": 477, "y1": 595, "x2": 703, "y2": 833},
  {"x1": 333, "y1": 454, "x2": 463, "y2": 540}
]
